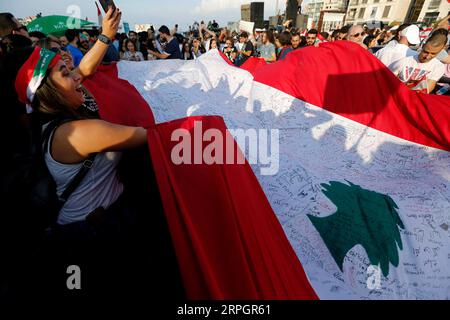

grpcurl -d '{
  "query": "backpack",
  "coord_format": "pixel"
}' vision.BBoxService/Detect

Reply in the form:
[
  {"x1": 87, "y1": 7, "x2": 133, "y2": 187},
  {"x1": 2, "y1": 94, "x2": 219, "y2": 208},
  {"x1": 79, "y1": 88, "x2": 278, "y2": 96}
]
[{"x1": 1, "y1": 117, "x2": 96, "y2": 234}]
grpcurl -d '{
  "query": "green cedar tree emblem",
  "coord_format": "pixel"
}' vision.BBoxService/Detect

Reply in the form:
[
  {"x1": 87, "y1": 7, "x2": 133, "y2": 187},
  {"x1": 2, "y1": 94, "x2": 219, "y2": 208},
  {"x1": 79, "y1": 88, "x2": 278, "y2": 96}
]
[{"x1": 308, "y1": 181, "x2": 405, "y2": 277}]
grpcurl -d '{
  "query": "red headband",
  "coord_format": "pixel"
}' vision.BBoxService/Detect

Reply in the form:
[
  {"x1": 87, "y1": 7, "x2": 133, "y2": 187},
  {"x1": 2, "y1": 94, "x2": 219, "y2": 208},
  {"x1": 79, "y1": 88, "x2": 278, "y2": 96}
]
[{"x1": 15, "y1": 46, "x2": 61, "y2": 105}]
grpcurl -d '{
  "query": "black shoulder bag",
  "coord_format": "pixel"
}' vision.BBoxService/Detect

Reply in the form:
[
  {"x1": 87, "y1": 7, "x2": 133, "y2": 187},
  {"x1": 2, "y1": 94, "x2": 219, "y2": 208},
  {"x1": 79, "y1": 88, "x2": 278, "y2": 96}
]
[{"x1": 39, "y1": 118, "x2": 97, "y2": 230}]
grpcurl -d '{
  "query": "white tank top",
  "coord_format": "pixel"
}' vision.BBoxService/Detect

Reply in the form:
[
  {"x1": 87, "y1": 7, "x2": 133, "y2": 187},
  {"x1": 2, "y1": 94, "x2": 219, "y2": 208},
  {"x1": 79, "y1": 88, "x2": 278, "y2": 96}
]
[{"x1": 44, "y1": 124, "x2": 124, "y2": 225}]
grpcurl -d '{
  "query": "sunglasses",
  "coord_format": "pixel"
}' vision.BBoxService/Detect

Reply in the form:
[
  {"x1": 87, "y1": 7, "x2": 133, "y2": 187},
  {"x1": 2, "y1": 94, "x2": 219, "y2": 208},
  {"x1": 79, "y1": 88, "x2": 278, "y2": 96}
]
[{"x1": 351, "y1": 32, "x2": 365, "y2": 38}]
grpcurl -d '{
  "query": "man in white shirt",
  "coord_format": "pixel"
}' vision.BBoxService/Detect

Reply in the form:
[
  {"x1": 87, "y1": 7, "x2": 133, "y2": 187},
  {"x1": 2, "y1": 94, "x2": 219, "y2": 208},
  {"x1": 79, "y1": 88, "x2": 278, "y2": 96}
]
[
  {"x1": 375, "y1": 24, "x2": 420, "y2": 67},
  {"x1": 422, "y1": 28, "x2": 450, "y2": 64},
  {"x1": 389, "y1": 33, "x2": 447, "y2": 94}
]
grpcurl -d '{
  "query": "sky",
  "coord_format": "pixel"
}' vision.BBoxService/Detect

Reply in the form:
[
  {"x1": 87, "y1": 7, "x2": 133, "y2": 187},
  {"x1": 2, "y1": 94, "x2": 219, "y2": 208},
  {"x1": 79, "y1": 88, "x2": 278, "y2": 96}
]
[{"x1": 0, "y1": 0, "x2": 309, "y2": 32}]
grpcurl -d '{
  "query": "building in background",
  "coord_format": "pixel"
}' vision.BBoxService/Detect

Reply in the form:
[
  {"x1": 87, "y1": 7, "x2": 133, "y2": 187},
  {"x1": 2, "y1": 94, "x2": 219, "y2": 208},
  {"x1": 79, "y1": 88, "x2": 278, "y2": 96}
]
[
  {"x1": 417, "y1": 0, "x2": 450, "y2": 25},
  {"x1": 323, "y1": 0, "x2": 348, "y2": 10},
  {"x1": 405, "y1": 0, "x2": 426, "y2": 22},
  {"x1": 344, "y1": 0, "x2": 448, "y2": 27},
  {"x1": 319, "y1": 10, "x2": 347, "y2": 31},
  {"x1": 306, "y1": 0, "x2": 325, "y2": 28},
  {"x1": 241, "y1": 3, "x2": 251, "y2": 21},
  {"x1": 305, "y1": 0, "x2": 347, "y2": 31},
  {"x1": 345, "y1": 0, "x2": 414, "y2": 26},
  {"x1": 318, "y1": 0, "x2": 348, "y2": 31}
]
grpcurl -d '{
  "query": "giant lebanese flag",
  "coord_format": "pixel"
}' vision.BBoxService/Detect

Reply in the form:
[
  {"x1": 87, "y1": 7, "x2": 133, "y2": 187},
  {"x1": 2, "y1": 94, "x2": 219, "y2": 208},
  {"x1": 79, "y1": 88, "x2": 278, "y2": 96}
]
[{"x1": 86, "y1": 42, "x2": 450, "y2": 299}]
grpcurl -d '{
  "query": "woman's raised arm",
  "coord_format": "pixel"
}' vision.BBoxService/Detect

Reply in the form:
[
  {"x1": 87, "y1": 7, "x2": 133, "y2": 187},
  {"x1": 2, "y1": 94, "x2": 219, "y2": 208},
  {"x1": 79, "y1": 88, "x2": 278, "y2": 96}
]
[{"x1": 75, "y1": 6, "x2": 122, "y2": 81}]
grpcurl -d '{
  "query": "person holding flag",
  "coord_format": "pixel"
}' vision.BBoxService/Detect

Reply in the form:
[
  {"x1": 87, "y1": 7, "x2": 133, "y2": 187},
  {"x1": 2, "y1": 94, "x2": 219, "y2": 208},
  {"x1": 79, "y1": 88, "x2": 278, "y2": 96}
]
[{"x1": 8, "y1": 6, "x2": 150, "y2": 233}]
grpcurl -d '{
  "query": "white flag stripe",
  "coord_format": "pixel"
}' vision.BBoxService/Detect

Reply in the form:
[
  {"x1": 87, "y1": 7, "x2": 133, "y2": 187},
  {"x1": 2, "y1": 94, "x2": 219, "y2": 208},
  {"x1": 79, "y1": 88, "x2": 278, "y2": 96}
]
[{"x1": 118, "y1": 51, "x2": 450, "y2": 299}]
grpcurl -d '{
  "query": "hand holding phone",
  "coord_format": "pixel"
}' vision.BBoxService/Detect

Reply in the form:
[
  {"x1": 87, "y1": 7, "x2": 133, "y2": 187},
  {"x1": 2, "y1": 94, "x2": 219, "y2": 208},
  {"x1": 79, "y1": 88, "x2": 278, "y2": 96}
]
[
  {"x1": 101, "y1": 3, "x2": 121, "y2": 40},
  {"x1": 99, "y1": 0, "x2": 116, "y2": 13}
]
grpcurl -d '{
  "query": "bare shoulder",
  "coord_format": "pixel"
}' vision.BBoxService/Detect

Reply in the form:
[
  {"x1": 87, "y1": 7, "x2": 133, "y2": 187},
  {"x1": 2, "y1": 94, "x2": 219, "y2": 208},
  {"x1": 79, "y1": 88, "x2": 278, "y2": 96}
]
[
  {"x1": 51, "y1": 119, "x2": 108, "y2": 163},
  {"x1": 53, "y1": 118, "x2": 147, "y2": 157},
  {"x1": 59, "y1": 118, "x2": 107, "y2": 129},
  {"x1": 54, "y1": 118, "x2": 106, "y2": 139}
]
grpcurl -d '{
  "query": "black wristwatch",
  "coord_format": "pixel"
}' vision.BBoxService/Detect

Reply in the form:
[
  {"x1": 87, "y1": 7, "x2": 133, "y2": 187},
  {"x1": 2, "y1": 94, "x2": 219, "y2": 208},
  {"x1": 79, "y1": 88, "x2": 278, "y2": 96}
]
[{"x1": 98, "y1": 34, "x2": 112, "y2": 45}]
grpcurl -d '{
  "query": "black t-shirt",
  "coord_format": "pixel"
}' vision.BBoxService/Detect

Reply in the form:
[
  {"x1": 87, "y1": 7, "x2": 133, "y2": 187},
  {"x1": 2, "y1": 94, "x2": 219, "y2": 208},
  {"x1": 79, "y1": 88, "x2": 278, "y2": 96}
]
[
  {"x1": 236, "y1": 41, "x2": 254, "y2": 66},
  {"x1": 243, "y1": 41, "x2": 254, "y2": 56},
  {"x1": 164, "y1": 37, "x2": 182, "y2": 60}
]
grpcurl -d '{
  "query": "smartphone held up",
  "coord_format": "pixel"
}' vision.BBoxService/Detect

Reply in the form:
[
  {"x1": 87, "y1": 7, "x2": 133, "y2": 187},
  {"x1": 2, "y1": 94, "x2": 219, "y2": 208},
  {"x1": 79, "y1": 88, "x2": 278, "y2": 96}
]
[{"x1": 99, "y1": 0, "x2": 116, "y2": 13}]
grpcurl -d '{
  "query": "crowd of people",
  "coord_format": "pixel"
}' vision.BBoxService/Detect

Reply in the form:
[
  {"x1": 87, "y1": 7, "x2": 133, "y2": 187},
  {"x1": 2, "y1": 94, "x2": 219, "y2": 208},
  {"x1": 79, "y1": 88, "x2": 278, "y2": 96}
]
[{"x1": 2, "y1": 12, "x2": 449, "y2": 94}]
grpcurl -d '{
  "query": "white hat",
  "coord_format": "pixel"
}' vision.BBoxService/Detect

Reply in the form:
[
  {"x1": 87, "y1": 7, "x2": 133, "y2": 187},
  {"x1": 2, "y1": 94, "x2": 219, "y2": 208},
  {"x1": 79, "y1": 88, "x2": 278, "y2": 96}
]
[{"x1": 400, "y1": 25, "x2": 421, "y2": 45}]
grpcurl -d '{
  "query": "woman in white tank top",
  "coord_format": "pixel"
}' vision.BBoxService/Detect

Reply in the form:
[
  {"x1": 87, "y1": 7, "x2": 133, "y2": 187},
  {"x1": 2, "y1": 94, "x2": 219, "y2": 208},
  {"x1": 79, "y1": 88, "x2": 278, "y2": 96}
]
[{"x1": 14, "y1": 8, "x2": 148, "y2": 227}]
